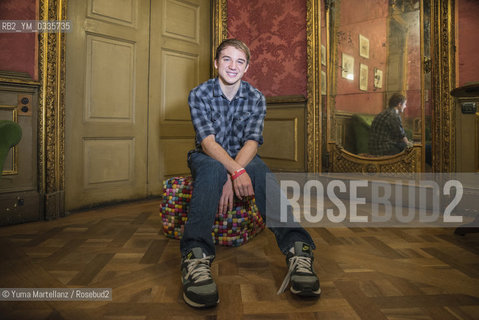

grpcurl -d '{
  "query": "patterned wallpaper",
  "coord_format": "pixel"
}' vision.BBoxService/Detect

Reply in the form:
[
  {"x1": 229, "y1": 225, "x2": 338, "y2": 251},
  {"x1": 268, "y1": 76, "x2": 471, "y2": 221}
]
[
  {"x1": 458, "y1": 0, "x2": 479, "y2": 86},
  {"x1": 0, "y1": 0, "x2": 37, "y2": 80},
  {"x1": 227, "y1": 0, "x2": 307, "y2": 97}
]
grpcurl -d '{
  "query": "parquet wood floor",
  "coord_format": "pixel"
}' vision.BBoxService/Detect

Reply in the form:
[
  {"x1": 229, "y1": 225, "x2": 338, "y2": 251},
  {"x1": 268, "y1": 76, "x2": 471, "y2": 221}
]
[{"x1": 0, "y1": 200, "x2": 478, "y2": 319}]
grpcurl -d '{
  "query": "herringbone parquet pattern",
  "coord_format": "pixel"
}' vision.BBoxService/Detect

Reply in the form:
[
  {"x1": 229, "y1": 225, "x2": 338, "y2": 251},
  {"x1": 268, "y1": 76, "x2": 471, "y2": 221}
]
[{"x1": 0, "y1": 200, "x2": 478, "y2": 319}]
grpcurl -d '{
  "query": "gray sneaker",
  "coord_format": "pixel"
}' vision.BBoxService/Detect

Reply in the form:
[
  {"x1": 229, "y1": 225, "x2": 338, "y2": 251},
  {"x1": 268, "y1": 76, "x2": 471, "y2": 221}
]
[
  {"x1": 181, "y1": 247, "x2": 219, "y2": 308},
  {"x1": 277, "y1": 242, "x2": 321, "y2": 297}
]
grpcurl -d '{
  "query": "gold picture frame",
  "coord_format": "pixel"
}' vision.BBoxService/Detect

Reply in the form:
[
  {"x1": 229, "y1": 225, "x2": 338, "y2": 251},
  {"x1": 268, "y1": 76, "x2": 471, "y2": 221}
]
[
  {"x1": 359, "y1": 34, "x2": 369, "y2": 59},
  {"x1": 374, "y1": 68, "x2": 383, "y2": 88},
  {"x1": 341, "y1": 53, "x2": 354, "y2": 80},
  {"x1": 359, "y1": 63, "x2": 368, "y2": 91}
]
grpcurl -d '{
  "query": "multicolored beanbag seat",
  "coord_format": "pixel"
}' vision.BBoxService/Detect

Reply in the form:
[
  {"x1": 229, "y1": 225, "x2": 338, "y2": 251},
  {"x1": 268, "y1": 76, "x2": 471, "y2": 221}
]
[{"x1": 159, "y1": 176, "x2": 265, "y2": 247}]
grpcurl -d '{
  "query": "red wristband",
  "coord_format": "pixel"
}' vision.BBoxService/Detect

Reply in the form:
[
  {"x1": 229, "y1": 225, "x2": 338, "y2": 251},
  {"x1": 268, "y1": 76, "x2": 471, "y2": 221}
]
[{"x1": 231, "y1": 168, "x2": 246, "y2": 181}]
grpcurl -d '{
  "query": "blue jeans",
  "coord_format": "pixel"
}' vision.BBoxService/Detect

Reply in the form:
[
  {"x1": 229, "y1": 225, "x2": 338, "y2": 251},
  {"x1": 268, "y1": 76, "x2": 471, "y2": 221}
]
[{"x1": 180, "y1": 151, "x2": 315, "y2": 258}]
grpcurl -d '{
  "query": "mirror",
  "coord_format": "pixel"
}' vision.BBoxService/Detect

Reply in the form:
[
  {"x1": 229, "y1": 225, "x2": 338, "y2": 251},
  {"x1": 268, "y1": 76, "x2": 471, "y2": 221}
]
[{"x1": 328, "y1": 0, "x2": 427, "y2": 160}]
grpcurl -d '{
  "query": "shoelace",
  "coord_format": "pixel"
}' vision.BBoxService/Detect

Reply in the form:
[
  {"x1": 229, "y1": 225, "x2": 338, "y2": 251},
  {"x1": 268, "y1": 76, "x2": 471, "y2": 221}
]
[
  {"x1": 277, "y1": 256, "x2": 313, "y2": 294},
  {"x1": 185, "y1": 257, "x2": 212, "y2": 283}
]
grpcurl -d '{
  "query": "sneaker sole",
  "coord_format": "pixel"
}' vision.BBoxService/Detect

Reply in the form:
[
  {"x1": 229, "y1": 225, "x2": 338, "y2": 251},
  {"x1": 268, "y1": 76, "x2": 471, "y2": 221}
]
[
  {"x1": 183, "y1": 293, "x2": 219, "y2": 308},
  {"x1": 290, "y1": 287, "x2": 321, "y2": 297}
]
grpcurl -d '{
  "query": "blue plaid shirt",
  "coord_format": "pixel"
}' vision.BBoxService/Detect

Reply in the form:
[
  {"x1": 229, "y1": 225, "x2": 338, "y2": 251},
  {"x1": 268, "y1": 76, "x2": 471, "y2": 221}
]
[{"x1": 188, "y1": 78, "x2": 266, "y2": 157}]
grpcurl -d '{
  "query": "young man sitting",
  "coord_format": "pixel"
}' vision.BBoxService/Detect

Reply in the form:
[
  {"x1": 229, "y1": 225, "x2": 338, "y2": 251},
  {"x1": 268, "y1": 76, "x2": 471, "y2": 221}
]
[{"x1": 180, "y1": 39, "x2": 321, "y2": 308}]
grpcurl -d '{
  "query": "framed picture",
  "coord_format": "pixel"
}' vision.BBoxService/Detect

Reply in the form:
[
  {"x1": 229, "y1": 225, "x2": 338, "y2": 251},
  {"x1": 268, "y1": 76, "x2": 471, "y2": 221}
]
[
  {"x1": 359, "y1": 34, "x2": 369, "y2": 59},
  {"x1": 374, "y1": 68, "x2": 383, "y2": 88},
  {"x1": 321, "y1": 44, "x2": 326, "y2": 66},
  {"x1": 321, "y1": 70, "x2": 326, "y2": 95},
  {"x1": 341, "y1": 53, "x2": 354, "y2": 80},
  {"x1": 359, "y1": 63, "x2": 368, "y2": 91}
]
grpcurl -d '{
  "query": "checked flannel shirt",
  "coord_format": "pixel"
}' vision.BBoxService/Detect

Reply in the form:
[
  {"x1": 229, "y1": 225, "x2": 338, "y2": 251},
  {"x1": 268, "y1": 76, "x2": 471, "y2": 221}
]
[
  {"x1": 368, "y1": 107, "x2": 407, "y2": 156},
  {"x1": 188, "y1": 78, "x2": 266, "y2": 158}
]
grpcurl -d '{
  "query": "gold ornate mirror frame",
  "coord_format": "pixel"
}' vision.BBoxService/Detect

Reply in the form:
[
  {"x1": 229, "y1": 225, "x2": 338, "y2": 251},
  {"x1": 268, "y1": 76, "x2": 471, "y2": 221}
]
[
  {"x1": 430, "y1": 0, "x2": 455, "y2": 172},
  {"x1": 212, "y1": 0, "x2": 322, "y2": 172},
  {"x1": 325, "y1": 0, "x2": 456, "y2": 174}
]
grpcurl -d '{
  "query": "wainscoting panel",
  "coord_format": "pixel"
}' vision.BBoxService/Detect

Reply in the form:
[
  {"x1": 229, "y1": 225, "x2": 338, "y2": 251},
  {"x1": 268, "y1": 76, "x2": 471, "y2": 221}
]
[
  {"x1": 83, "y1": 138, "x2": 135, "y2": 186},
  {"x1": 259, "y1": 100, "x2": 306, "y2": 172},
  {"x1": 0, "y1": 82, "x2": 42, "y2": 225}
]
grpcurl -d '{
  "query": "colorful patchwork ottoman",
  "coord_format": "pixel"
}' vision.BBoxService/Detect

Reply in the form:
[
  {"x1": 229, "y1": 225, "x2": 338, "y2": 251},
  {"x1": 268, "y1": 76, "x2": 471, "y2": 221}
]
[{"x1": 159, "y1": 176, "x2": 265, "y2": 247}]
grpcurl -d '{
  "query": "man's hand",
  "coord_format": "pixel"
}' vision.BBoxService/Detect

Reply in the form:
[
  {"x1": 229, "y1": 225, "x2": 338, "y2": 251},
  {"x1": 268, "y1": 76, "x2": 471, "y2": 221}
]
[
  {"x1": 404, "y1": 136, "x2": 413, "y2": 148},
  {"x1": 232, "y1": 171, "x2": 254, "y2": 200},
  {"x1": 200, "y1": 135, "x2": 257, "y2": 200},
  {"x1": 219, "y1": 175, "x2": 234, "y2": 214}
]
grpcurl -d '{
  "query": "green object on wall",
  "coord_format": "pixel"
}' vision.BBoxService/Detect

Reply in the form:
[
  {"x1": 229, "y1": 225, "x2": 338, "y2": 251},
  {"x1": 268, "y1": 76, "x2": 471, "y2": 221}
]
[{"x1": 0, "y1": 120, "x2": 22, "y2": 173}]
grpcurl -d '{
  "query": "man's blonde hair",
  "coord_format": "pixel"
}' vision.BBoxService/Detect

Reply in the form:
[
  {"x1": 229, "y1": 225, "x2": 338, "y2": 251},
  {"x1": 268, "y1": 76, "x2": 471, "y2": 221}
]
[{"x1": 215, "y1": 39, "x2": 251, "y2": 65}]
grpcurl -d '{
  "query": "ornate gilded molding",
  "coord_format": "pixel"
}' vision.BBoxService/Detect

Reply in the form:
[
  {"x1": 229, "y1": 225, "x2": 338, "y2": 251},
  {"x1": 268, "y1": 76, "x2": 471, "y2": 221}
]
[
  {"x1": 211, "y1": 0, "x2": 228, "y2": 77},
  {"x1": 306, "y1": 0, "x2": 322, "y2": 172},
  {"x1": 423, "y1": 56, "x2": 432, "y2": 74},
  {"x1": 39, "y1": 0, "x2": 67, "y2": 218},
  {"x1": 430, "y1": 0, "x2": 455, "y2": 172},
  {"x1": 329, "y1": 142, "x2": 422, "y2": 174},
  {"x1": 328, "y1": 0, "x2": 339, "y2": 145},
  {"x1": 212, "y1": 0, "x2": 322, "y2": 172}
]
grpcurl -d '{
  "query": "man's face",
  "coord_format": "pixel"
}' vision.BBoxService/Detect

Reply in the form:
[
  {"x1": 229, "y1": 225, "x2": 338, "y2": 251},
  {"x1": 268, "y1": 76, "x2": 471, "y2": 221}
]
[
  {"x1": 214, "y1": 45, "x2": 249, "y2": 86},
  {"x1": 400, "y1": 100, "x2": 407, "y2": 113}
]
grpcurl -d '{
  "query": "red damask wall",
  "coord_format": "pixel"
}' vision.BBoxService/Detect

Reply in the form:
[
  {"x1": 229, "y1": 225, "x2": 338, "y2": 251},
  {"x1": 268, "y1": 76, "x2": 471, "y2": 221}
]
[
  {"x1": 227, "y1": 0, "x2": 307, "y2": 97},
  {"x1": 0, "y1": 0, "x2": 38, "y2": 80},
  {"x1": 457, "y1": 0, "x2": 479, "y2": 86}
]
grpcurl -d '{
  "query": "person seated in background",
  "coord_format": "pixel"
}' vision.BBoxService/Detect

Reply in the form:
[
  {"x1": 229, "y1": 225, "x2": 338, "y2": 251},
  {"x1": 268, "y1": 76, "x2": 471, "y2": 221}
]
[{"x1": 368, "y1": 93, "x2": 413, "y2": 156}]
